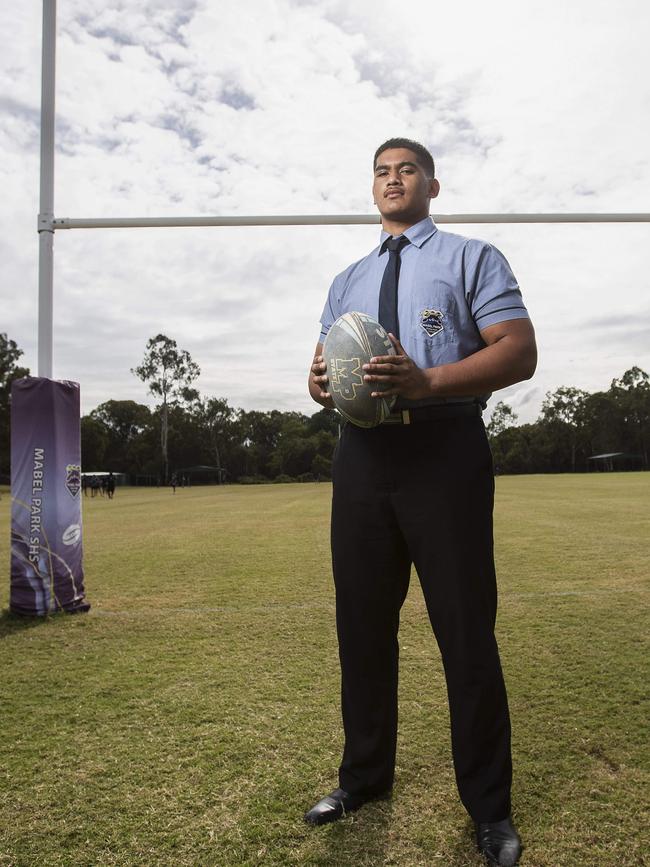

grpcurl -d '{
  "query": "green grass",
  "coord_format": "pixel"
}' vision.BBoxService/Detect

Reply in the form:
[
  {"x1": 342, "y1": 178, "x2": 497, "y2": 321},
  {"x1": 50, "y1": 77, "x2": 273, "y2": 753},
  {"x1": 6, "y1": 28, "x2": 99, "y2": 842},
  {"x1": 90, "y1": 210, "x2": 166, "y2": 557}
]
[{"x1": 0, "y1": 475, "x2": 648, "y2": 866}]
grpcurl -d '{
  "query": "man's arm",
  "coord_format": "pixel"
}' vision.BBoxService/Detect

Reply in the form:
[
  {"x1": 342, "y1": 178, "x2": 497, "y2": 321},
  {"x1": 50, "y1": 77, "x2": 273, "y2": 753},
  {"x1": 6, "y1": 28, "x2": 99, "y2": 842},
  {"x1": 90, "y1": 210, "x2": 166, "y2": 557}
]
[
  {"x1": 308, "y1": 342, "x2": 335, "y2": 408},
  {"x1": 363, "y1": 318, "x2": 537, "y2": 400}
]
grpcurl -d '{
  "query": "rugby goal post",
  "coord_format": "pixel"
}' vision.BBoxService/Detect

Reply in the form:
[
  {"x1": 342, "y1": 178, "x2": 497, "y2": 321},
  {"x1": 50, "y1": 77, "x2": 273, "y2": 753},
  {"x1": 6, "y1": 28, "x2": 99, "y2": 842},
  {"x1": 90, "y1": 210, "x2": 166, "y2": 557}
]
[
  {"x1": 11, "y1": 0, "x2": 649, "y2": 616},
  {"x1": 36, "y1": 0, "x2": 650, "y2": 379}
]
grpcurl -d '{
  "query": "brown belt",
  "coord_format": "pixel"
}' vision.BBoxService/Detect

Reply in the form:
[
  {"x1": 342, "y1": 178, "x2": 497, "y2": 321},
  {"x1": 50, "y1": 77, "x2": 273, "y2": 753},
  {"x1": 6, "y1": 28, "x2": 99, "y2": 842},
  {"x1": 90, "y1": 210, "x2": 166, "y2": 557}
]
[{"x1": 382, "y1": 402, "x2": 482, "y2": 424}]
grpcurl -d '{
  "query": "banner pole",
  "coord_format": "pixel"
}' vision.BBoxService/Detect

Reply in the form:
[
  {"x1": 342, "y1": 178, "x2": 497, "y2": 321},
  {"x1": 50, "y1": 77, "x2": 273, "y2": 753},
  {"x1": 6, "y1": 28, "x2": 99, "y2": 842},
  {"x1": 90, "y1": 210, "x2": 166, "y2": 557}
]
[{"x1": 38, "y1": 0, "x2": 56, "y2": 379}]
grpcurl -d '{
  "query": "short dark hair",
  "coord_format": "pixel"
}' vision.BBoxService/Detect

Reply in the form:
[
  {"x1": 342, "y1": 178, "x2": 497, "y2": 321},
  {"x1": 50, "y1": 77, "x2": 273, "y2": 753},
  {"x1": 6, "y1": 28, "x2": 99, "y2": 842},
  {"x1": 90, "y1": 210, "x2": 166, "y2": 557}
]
[{"x1": 373, "y1": 138, "x2": 435, "y2": 178}]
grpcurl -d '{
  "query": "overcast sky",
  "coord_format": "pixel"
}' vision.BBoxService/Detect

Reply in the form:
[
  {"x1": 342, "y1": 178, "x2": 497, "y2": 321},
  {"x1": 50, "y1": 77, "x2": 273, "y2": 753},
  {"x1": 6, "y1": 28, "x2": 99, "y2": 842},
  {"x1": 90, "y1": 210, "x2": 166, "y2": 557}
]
[{"x1": 1, "y1": 0, "x2": 649, "y2": 423}]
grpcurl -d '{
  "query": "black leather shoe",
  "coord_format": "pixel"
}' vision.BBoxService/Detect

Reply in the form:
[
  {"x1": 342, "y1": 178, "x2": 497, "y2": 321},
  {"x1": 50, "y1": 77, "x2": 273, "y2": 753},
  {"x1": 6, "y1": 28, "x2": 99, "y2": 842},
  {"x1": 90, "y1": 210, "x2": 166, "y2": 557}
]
[
  {"x1": 304, "y1": 788, "x2": 386, "y2": 826},
  {"x1": 476, "y1": 816, "x2": 522, "y2": 866}
]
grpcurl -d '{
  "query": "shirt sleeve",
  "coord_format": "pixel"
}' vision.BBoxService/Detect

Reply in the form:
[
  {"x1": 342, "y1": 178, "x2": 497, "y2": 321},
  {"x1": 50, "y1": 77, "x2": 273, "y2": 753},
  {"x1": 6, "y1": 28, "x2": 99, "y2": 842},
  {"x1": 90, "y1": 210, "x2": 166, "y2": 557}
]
[
  {"x1": 466, "y1": 242, "x2": 529, "y2": 330},
  {"x1": 318, "y1": 274, "x2": 342, "y2": 342}
]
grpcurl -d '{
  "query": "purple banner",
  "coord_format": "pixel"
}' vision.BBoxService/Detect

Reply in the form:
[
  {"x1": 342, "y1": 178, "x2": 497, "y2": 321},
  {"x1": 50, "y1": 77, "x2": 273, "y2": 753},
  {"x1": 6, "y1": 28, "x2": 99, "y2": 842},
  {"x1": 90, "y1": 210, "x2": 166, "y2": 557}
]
[{"x1": 10, "y1": 377, "x2": 90, "y2": 615}]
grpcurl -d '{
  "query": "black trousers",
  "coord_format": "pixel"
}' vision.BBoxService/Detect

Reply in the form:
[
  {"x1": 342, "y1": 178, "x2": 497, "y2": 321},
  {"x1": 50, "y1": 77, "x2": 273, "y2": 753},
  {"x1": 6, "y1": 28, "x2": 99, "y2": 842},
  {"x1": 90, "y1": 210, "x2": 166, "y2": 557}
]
[{"x1": 331, "y1": 417, "x2": 512, "y2": 822}]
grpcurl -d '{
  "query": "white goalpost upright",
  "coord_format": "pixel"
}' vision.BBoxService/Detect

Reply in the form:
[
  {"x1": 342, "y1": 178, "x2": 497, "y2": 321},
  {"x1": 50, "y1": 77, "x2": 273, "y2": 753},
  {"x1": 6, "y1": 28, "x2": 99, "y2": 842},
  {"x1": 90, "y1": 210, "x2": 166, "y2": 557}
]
[{"x1": 37, "y1": 0, "x2": 57, "y2": 379}]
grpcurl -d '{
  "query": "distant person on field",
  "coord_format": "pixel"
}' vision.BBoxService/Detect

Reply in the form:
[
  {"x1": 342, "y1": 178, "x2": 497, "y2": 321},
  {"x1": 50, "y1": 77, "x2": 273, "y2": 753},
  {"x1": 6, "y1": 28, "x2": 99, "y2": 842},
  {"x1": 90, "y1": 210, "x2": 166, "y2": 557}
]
[
  {"x1": 107, "y1": 471, "x2": 116, "y2": 499},
  {"x1": 307, "y1": 137, "x2": 537, "y2": 867}
]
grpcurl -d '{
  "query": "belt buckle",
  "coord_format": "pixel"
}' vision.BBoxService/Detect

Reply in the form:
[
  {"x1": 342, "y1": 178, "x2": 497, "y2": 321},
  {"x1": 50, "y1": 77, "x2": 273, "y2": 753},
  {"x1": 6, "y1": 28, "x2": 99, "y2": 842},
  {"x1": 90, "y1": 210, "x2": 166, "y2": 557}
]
[{"x1": 401, "y1": 409, "x2": 411, "y2": 425}]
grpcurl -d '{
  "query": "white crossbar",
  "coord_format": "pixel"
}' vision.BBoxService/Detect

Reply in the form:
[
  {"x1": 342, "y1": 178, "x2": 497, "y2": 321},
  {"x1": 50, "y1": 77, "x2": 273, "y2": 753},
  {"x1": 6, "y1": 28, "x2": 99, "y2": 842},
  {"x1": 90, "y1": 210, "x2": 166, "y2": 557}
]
[{"x1": 51, "y1": 212, "x2": 650, "y2": 230}]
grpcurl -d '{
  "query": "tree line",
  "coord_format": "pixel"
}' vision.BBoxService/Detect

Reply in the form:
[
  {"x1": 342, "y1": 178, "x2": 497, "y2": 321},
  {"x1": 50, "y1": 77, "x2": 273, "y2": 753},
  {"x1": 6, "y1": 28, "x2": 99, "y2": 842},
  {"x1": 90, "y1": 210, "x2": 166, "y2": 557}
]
[
  {"x1": 1, "y1": 332, "x2": 648, "y2": 483},
  {"x1": 0, "y1": 333, "x2": 339, "y2": 485},
  {"x1": 81, "y1": 396, "x2": 340, "y2": 484},
  {"x1": 487, "y1": 369, "x2": 649, "y2": 474}
]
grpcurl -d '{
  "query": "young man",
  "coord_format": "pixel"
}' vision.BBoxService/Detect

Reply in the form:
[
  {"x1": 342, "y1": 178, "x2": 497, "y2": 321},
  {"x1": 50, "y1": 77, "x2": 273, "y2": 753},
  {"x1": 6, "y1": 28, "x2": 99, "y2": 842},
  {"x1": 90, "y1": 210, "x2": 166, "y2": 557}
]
[{"x1": 306, "y1": 138, "x2": 537, "y2": 867}]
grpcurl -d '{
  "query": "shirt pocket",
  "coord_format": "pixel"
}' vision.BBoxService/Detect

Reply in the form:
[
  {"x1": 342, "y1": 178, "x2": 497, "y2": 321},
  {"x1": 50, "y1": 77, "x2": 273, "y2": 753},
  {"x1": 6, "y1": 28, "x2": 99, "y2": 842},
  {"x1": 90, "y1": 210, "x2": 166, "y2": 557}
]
[{"x1": 410, "y1": 291, "x2": 458, "y2": 350}]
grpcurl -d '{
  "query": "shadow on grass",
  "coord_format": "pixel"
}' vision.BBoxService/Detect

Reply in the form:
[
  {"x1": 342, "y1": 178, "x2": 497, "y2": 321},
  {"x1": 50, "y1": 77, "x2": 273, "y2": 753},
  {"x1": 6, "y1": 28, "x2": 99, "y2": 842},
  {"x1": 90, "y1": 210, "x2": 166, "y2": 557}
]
[
  {"x1": 451, "y1": 817, "x2": 482, "y2": 865},
  {"x1": 314, "y1": 798, "x2": 395, "y2": 866},
  {"x1": 0, "y1": 608, "x2": 47, "y2": 639},
  {"x1": 0, "y1": 604, "x2": 92, "y2": 639}
]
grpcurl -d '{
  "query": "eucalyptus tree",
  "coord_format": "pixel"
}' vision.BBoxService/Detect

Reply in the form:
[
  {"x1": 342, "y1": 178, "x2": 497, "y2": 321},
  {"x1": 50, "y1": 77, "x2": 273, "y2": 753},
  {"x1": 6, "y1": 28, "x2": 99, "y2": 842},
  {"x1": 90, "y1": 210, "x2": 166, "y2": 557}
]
[
  {"x1": 486, "y1": 401, "x2": 518, "y2": 438},
  {"x1": 610, "y1": 367, "x2": 650, "y2": 467},
  {"x1": 132, "y1": 334, "x2": 200, "y2": 483},
  {"x1": 193, "y1": 396, "x2": 236, "y2": 483},
  {"x1": 540, "y1": 386, "x2": 590, "y2": 472}
]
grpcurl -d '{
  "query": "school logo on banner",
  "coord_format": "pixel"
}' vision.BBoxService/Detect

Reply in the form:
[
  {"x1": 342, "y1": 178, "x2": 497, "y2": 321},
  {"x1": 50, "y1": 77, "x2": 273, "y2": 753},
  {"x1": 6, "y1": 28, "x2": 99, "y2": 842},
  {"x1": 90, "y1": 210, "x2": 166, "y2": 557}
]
[
  {"x1": 62, "y1": 523, "x2": 82, "y2": 546},
  {"x1": 65, "y1": 464, "x2": 81, "y2": 498}
]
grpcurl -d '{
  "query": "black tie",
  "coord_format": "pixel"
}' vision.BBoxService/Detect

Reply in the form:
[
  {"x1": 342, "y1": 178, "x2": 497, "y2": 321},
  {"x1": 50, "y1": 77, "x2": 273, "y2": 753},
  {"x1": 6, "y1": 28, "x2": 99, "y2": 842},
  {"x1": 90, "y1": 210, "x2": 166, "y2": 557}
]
[{"x1": 378, "y1": 235, "x2": 410, "y2": 339}]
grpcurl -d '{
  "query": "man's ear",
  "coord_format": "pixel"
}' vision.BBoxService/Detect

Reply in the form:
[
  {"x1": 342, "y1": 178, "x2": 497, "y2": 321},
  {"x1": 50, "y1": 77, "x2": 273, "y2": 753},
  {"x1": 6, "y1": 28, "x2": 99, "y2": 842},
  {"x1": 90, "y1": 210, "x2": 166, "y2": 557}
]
[{"x1": 430, "y1": 178, "x2": 441, "y2": 200}]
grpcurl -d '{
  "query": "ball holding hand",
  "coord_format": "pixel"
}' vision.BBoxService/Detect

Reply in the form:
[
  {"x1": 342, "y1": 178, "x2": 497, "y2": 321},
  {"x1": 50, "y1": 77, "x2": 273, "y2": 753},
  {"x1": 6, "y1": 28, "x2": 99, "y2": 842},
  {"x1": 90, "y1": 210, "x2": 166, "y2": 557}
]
[
  {"x1": 311, "y1": 355, "x2": 331, "y2": 400},
  {"x1": 363, "y1": 334, "x2": 433, "y2": 401}
]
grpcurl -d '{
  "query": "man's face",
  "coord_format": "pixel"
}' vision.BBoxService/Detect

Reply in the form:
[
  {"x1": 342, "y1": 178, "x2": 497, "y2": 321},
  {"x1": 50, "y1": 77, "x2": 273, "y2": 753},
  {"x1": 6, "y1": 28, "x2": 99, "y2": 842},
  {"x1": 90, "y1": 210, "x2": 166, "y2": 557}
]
[{"x1": 372, "y1": 147, "x2": 439, "y2": 227}]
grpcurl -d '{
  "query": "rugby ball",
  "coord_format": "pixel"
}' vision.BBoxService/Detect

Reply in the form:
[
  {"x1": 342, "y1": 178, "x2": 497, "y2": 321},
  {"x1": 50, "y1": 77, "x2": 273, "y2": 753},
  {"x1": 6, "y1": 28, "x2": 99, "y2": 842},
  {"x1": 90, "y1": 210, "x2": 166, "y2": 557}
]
[{"x1": 323, "y1": 311, "x2": 397, "y2": 428}]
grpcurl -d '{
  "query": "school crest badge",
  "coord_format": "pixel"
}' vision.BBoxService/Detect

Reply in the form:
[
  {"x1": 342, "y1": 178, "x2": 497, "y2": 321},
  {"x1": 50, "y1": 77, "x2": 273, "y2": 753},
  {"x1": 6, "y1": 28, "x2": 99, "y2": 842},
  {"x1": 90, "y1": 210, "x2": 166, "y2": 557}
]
[
  {"x1": 420, "y1": 308, "x2": 445, "y2": 337},
  {"x1": 65, "y1": 464, "x2": 81, "y2": 498}
]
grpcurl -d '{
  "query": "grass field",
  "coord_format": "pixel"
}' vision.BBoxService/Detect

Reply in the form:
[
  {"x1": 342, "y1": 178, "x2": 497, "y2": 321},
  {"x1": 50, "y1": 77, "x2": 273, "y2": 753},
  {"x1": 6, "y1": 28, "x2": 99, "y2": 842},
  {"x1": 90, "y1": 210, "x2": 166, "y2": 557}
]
[{"x1": 0, "y1": 474, "x2": 648, "y2": 867}]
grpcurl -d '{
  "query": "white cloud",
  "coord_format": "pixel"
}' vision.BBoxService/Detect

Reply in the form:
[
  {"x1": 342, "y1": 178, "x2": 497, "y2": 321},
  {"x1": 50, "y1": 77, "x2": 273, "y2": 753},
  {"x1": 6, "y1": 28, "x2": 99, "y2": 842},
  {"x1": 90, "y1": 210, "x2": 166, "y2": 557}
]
[{"x1": 1, "y1": 0, "x2": 648, "y2": 425}]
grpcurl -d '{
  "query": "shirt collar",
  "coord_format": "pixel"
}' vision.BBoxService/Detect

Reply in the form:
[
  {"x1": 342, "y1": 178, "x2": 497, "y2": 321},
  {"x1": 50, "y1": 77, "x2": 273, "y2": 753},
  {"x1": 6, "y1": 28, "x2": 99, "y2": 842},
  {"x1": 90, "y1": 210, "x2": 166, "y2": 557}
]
[{"x1": 378, "y1": 215, "x2": 438, "y2": 254}]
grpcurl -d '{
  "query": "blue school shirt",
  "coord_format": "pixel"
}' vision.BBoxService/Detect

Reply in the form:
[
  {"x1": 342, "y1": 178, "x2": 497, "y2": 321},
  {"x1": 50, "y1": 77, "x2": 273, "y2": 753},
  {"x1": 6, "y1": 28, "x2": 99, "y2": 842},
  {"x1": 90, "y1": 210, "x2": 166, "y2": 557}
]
[{"x1": 319, "y1": 216, "x2": 529, "y2": 408}]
